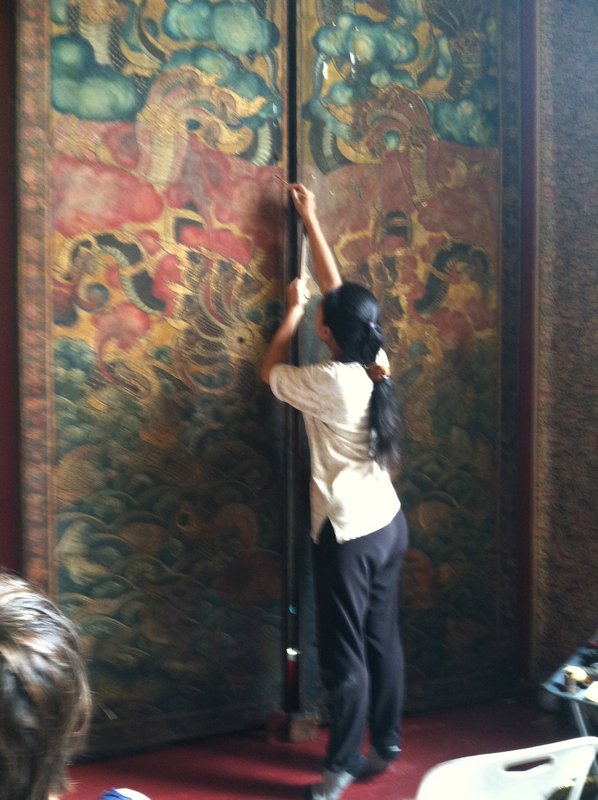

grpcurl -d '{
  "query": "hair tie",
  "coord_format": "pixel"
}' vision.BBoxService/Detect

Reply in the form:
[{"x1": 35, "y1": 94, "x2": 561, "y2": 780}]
[
  {"x1": 368, "y1": 321, "x2": 379, "y2": 332},
  {"x1": 366, "y1": 363, "x2": 390, "y2": 383}
]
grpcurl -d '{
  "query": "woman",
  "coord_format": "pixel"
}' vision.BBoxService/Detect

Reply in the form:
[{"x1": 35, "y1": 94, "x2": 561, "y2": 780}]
[{"x1": 261, "y1": 185, "x2": 409, "y2": 800}]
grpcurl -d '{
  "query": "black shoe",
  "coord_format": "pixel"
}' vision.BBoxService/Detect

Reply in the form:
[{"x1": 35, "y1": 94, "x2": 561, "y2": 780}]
[{"x1": 359, "y1": 746, "x2": 401, "y2": 777}]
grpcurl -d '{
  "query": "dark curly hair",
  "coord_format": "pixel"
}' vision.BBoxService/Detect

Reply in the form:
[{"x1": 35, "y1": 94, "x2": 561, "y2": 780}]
[{"x1": 0, "y1": 572, "x2": 91, "y2": 800}]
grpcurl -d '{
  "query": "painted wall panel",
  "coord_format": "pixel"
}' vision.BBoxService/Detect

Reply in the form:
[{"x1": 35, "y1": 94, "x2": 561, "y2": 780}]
[
  {"x1": 18, "y1": 0, "x2": 289, "y2": 753},
  {"x1": 296, "y1": 0, "x2": 519, "y2": 708}
]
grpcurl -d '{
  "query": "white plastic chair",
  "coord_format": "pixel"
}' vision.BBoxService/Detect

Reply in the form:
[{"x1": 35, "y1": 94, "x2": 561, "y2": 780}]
[{"x1": 415, "y1": 736, "x2": 598, "y2": 800}]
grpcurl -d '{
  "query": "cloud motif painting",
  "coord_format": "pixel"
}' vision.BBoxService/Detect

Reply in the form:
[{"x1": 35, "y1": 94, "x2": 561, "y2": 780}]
[
  {"x1": 18, "y1": 0, "x2": 520, "y2": 747},
  {"x1": 22, "y1": 0, "x2": 289, "y2": 752},
  {"x1": 296, "y1": 0, "x2": 517, "y2": 707}
]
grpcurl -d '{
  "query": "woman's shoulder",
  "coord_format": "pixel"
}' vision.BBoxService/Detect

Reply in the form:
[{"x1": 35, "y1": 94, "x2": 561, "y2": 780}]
[
  {"x1": 271, "y1": 360, "x2": 346, "y2": 397},
  {"x1": 375, "y1": 348, "x2": 389, "y2": 369},
  {"x1": 327, "y1": 362, "x2": 374, "y2": 399},
  {"x1": 273, "y1": 359, "x2": 370, "y2": 393},
  {"x1": 320, "y1": 359, "x2": 366, "y2": 378}
]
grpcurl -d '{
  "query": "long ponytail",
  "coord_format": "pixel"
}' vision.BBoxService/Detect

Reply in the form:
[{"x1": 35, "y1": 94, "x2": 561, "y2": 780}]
[
  {"x1": 322, "y1": 283, "x2": 402, "y2": 472},
  {"x1": 368, "y1": 371, "x2": 402, "y2": 472}
]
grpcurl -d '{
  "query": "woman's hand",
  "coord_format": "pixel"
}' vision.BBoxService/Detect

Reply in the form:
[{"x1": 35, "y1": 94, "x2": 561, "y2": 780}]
[
  {"x1": 287, "y1": 277, "x2": 310, "y2": 312},
  {"x1": 260, "y1": 278, "x2": 310, "y2": 385},
  {"x1": 287, "y1": 183, "x2": 342, "y2": 295},
  {"x1": 289, "y1": 183, "x2": 317, "y2": 227}
]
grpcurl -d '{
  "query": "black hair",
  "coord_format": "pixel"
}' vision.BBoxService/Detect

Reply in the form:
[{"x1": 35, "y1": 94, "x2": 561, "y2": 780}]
[{"x1": 321, "y1": 282, "x2": 402, "y2": 472}]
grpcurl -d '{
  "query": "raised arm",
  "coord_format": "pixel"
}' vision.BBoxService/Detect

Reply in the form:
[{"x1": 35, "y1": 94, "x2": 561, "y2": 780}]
[
  {"x1": 288, "y1": 183, "x2": 342, "y2": 295},
  {"x1": 260, "y1": 277, "x2": 310, "y2": 384}
]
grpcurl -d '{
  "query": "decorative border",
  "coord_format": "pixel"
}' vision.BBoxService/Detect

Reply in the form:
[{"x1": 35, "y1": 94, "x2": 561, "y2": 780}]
[
  {"x1": 532, "y1": 0, "x2": 598, "y2": 677},
  {"x1": 17, "y1": 3, "x2": 54, "y2": 594}
]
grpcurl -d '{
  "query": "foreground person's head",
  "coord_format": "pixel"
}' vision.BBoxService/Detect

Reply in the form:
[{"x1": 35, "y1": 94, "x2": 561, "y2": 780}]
[{"x1": 0, "y1": 572, "x2": 91, "y2": 800}]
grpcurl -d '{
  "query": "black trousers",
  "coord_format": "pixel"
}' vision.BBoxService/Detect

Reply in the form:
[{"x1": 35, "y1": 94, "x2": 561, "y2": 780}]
[{"x1": 313, "y1": 510, "x2": 409, "y2": 776}]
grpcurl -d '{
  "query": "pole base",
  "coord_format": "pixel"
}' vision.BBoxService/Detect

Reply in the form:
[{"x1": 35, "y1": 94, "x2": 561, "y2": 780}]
[{"x1": 266, "y1": 710, "x2": 321, "y2": 742}]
